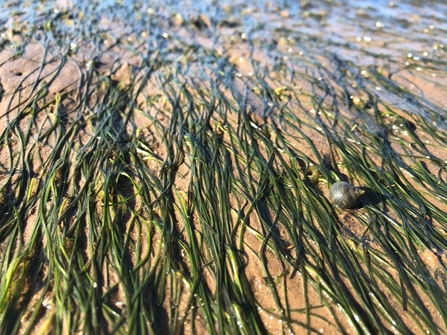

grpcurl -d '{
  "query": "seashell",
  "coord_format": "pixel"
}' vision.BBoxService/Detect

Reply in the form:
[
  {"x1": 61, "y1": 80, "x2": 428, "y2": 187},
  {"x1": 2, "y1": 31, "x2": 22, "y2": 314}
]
[{"x1": 329, "y1": 181, "x2": 365, "y2": 209}]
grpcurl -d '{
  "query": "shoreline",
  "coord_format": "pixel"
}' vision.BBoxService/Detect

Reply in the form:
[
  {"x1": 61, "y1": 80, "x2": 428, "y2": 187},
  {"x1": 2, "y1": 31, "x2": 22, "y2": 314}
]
[{"x1": 1, "y1": 1, "x2": 447, "y2": 334}]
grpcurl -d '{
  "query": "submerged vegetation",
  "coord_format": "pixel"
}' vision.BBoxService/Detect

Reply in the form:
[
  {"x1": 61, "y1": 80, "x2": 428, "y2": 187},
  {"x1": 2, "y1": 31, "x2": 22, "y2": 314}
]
[{"x1": 1, "y1": 0, "x2": 447, "y2": 334}]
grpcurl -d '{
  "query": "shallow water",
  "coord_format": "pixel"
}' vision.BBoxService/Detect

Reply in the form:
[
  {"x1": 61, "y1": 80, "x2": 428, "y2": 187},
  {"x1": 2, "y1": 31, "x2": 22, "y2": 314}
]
[
  {"x1": 2, "y1": 0, "x2": 446, "y2": 62},
  {"x1": 1, "y1": 0, "x2": 446, "y2": 118}
]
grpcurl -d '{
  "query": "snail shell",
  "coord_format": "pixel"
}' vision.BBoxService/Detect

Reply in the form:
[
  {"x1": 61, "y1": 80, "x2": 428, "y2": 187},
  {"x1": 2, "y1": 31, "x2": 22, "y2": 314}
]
[{"x1": 329, "y1": 181, "x2": 365, "y2": 209}]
